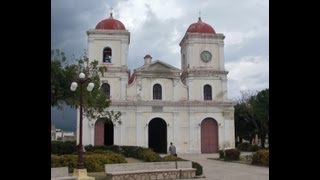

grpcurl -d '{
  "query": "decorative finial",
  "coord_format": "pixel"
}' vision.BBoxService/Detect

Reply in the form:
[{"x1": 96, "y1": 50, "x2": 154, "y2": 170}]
[
  {"x1": 110, "y1": 7, "x2": 113, "y2": 17},
  {"x1": 198, "y1": 11, "x2": 202, "y2": 21}
]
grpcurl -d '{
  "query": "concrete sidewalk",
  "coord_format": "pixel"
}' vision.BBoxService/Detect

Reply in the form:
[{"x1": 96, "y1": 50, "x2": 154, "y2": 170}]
[{"x1": 178, "y1": 153, "x2": 269, "y2": 180}]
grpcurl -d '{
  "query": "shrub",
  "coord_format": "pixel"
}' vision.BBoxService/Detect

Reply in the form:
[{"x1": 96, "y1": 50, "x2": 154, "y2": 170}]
[
  {"x1": 162, "y1": 155, "x2": 182, "y2": 161},
  {"x1": 251, "y1": 149, "x2": 269, "y2": 166},
  {"x1": 138, "y1": 148, "x2": 161, "y2": 162},
  {"x1": 248, "y1": 144, "x2": 260, "y2": 152},
  {"x1": 51, "y1": 141, "x2": 77, "y2": 155},
  {"x1": 218, "y1": 150, "x2": 224, "y2": 159},
  {"x1": 51, "y1": 154, "x2": 77, "y2": 172},
  {"x1": 192, "y1": 161, "x2": 203, "y2": 176},
  {"x1": 84, "y1": 144, "x2": 94, "y2": 152},
  {"x1": 51, "y1": 151, "x2": 127, "y2": 172},
  {"x1": 236, "y1": 142, "x2": 251, "y2": 151},
  {"x1": 84, "y1": 145, "x2": 143, "y2": 157},
  {"x1": 84, "y1": 152, "x2": 127, "y2": 172},
  {"x1": 121, "y1": 146, "x2": 145, "y2": 157},
  {"x1": 84, "y1": 145, "x2": 108, "y2": 152},
  {"x1": 83, "y1": 145, "x2": 204, "y2": 175},
  {"x1": 51, "y1": 155, "x2": 63, "y2": 167},
  {"x1": 224, "y1": 149, "x2": 240, "y2": 161}
]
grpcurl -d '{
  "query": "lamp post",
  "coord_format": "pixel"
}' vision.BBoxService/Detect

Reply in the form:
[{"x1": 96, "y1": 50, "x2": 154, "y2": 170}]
[{"x1": 70, "y1": 72, "x2": 94, "y2": 170}]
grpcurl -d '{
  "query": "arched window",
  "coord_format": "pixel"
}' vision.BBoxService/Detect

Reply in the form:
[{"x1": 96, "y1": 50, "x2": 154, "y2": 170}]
[
  {"x1": 101, "y1": 83, "x2": 110, "y2": 98},
  {"x1": 103, "y1": 47, "x2": 112, "y2": 63},
  {"x1": 153, "y1": 84, "x2": 162, "y2": 100},
  {"x1": 204, "y1": 84, "x2": 212, "y2": 100}
]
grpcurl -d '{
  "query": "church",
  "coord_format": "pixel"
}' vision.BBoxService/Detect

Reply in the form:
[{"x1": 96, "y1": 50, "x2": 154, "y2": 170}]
[{"x1": 79, "y1": 12, "x2": 235, "y2": 154}]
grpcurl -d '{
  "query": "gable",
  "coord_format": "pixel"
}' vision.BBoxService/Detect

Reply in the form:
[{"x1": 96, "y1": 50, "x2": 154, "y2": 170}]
[
  {"x1": 136, "y1": 60, "x2": 181, "y2": 73},
  {"x1": 148, "y1": 63, "x2": 176, "y2": 72}
]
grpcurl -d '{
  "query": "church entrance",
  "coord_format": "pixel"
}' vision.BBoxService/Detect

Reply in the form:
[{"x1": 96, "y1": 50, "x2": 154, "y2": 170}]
[
  {"x1": 148, "y1": 118, "x2": 167, "y2": 153},
  {"x1": 94, "y1": 118, "x2": 114, "y2": 146},
  {"x1": 201, "y1": 118, "x2": 218, "y2": 153}
]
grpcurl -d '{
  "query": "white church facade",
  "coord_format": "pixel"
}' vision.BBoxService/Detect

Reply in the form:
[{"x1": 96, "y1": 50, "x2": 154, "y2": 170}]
[{"x1": 78, "y1": 13, "x2": 235, "y2": 154}]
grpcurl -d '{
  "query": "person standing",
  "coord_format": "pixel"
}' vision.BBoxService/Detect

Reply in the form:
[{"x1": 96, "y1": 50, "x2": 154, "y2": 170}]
[{"x1": 169, "y1": 142, "x2": 177, "y2": 156}]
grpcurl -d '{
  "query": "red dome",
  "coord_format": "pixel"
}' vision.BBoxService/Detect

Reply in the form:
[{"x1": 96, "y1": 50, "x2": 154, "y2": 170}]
[
  {"x1": 95, "y1": 13, "x2": 126, "y2": 30},
  {"x1": 186, "y1": 17, "x2": 215, "y2": 34}
]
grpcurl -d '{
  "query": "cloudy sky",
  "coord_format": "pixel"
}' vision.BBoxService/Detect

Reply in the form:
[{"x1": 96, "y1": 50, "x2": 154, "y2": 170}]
[{"x1": 51, "y1": 0, "x2": 268, "y2": 130}]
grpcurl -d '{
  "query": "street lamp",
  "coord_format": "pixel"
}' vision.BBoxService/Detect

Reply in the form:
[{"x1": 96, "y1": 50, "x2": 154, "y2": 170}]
[{"x1": 70, "y1": 72, "x2": 94, "y2": 171}]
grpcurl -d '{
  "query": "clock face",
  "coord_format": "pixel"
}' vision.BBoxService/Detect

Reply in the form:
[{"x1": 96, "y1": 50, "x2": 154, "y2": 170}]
[{"x1": 200, "y1": 51, "x2": 212, "y2": 63}]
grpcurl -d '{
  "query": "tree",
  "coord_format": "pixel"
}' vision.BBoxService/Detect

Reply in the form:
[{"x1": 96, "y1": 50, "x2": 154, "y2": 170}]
[
  {"x1": 234, "y1": 89, "x2": 269, "y2": 148},
  {"x1": 250, "y1": 88, "x2": 269, "y2": 148},
  {"x1": 234, "y1": 91, "x2": 257, "y2": 144},
  {"x1": 51, "y1": 49, "x2": 121, "y2": 123}
]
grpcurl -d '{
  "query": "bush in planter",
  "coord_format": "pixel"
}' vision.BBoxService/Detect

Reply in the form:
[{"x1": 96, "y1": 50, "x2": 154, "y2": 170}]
[
  {"x1": 251, "y1": 149, "x2": 269, "y2": 166},
  {"x1": 224, "y1": 148, "x2": 240, "y2": 161},
  {"x1": 138, "y1": 148, "x2": 161, "y2": 162},
  {"x1": 162, "y1": 155, "x2": 182, "y2": 161}
]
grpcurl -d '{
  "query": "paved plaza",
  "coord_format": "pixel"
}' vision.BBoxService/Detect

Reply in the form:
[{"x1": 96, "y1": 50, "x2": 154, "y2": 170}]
[{"x1": 178, "y1": 153, "x2": 269, "y2": 180}]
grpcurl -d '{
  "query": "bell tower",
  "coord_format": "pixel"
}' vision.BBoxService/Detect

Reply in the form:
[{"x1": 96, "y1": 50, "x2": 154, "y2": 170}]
[
  {"x1": 179, "y1": 16, "x2": 229, "y2": 101},
  {"x1": 86, "y1": 12, "x2": 130, "y2": 101},
  {"x1": 87, "y1": 12, "x2": 130, "y2": 70}
]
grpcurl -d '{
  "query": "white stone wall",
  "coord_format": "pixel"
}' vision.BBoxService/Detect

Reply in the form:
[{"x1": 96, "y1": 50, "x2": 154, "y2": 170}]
[
  {"x1": 81, "y1": 103, "x2": 235, "y2": 153},
  {"x1": 187, "y1": 78, "x2": 223, "y2": 101},
  {"x1": 180, "y1": 34, "x2": 225, "y2": 71},
  {"x1": 87, "y1": 30, "x2": 130, "y2": 66},
  {"x1": 79, "y1": 26, "x2": 235, "y2": 154}
]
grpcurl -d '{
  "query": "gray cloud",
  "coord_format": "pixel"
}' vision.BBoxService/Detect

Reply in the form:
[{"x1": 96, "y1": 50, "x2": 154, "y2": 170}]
[{"x1": 51, "y1": 0, "x2": 269, "y2": 129}]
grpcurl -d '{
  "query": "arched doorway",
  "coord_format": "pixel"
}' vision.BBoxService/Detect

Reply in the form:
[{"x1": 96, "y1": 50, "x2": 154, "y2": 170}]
[
  {"x1": 201, "y1": 118, "x2": 218, "y2": 153},
  {"x1": 94, "y1": 118, "x2": 114, "y2": 146},
  {"x1": 148, "y1": 118, "x2": 167, "y2": 153},
  {"x1": 104, "y1": 120, "x2": 114, "y2": 146}
]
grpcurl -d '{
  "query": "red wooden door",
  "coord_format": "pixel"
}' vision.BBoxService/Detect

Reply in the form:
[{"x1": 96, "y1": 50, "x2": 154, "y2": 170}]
[
  {"x1": 94, "y1": 119, "x2": 105, "y2": 145},
  {"x1": 201, "y1": 118, "x2": 218, "y2": 153}
]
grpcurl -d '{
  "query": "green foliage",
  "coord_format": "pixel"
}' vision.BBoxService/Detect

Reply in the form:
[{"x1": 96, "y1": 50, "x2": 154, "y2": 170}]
[
  {"x1": 192, "y1": 161, "x2": 203, "y2": 176},
  {"x1": 51, "y1": 154, "x2": 77, "y2": 172},
  {"x1": 51, "y1": 141, "x2": 77, "y2": 155},
  {"x1": 162, "y1": 155, "x2": 183, "y2": 161},
  {"x1": 51, "y1": 49, "x2": 121, "y2": 122},
  {"x1": 84, "y1": 152, "x2": 127, "y2": 172},
  {"x1": 248, "y1": 144, "x2": 260, "y2": 152},
  {"x1": 121, "y1": 146, "x2": 145, "y2": 157},
  {"x1": 84, "y1": 145, "x2": 160, "y2": 162},
  {"x1": 83, "y1": 145, "x2": 203, "y2": 175},
  {"x1": 51, "y1": 155, "x2": 62, "y2": 167},
  {"x1": 234, "y1": 89, "x2": 269, "y2": 148},
  {"x1": 51, "y1": 151, "x2": 127, "y2": 172},
  {"x1": 250, "y1": 89, "x2": 269, "y2": 147},
  {"x1": 236, "y1": 142, "x2": 251, "y2": 151},
  {"x1": 236, "y1": 142, "x2": 261, "y2": 152},
  {"x1": 234, "y1": 98, "x2": 257, "y2": 142},
  {"x1": 224, "y1": 149, "x2": 240, "y2": 161},
  {"x1": 251, "y1": 149, "x2": 269, "y2": 166},
  {"x1": 138, "y1": 148, "x2": 161, "y2": 162}
]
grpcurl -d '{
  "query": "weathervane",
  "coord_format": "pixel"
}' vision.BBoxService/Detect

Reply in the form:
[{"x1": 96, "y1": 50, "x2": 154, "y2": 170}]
[
  {"x1": 110, "y1": 6, "x2": 113, "y2": 17},
  {"x1": 199, "y1": 11, "x2": 202, "y2": 21}
]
